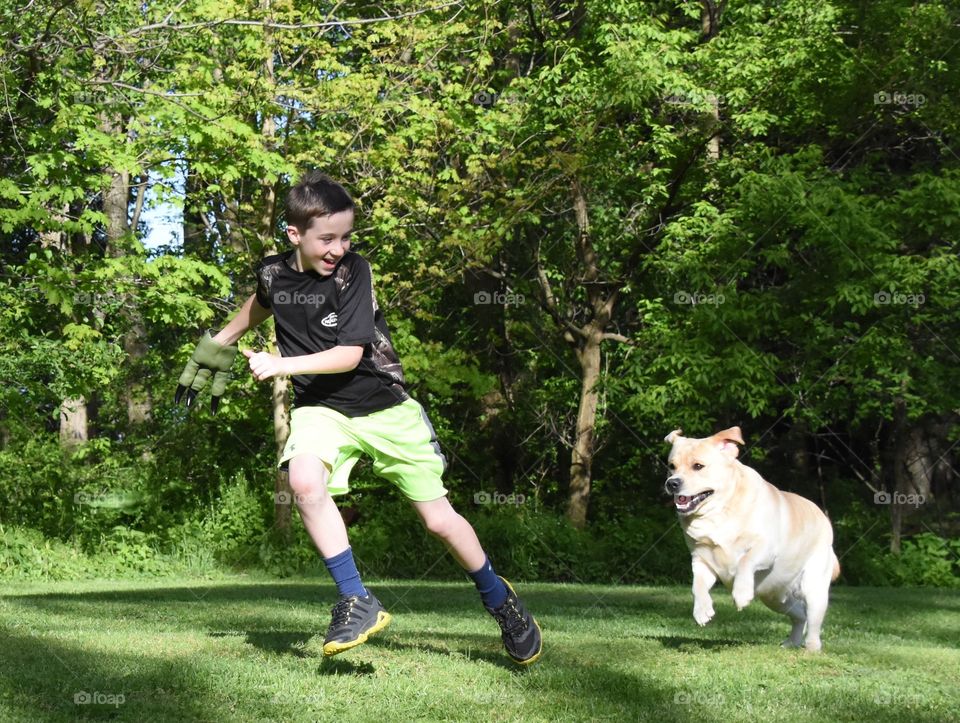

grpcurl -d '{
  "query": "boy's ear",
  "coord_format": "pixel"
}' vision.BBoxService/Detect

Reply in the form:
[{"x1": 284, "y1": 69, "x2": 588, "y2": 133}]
[{"x1": 285, "y1": 225, "x2": 301, "y2": 245}]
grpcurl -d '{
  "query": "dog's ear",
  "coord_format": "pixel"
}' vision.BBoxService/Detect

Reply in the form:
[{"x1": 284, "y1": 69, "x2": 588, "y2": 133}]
[
  {"x1": 664, "y1": 428, "x2": 683, "y2": 444},
  {"x1": 713, "y1": 426, "x2": 744, "y2": 457}
]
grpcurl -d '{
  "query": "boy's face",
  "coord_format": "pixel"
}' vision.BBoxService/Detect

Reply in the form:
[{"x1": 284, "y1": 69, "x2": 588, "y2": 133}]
[{"x1": 286, "y1": 209, "x2": 354, "y2": 275}]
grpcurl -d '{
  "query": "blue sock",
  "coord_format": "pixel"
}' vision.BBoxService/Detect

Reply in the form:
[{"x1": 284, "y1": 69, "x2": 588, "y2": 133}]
[
  {"x1": 323, "y1": 547, "x2": 368, "y2": 599},
  {"x1": 468, "y1": 556, "x2": 508, "y2": 609}
]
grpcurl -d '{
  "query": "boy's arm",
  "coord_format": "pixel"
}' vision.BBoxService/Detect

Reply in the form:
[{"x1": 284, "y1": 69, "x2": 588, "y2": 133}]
[
  {"x1": 244, "y1": 345, "x2": 364, "y2": 381},
  {"x1": 213, "y1": 293, "x2": 273, "y2": 345}
]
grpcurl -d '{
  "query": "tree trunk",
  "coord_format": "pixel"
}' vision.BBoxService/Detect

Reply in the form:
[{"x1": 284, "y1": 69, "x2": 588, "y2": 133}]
[
  {"x1": 59, "y1": 397, "x2": 88, "y2": 450},
  {"x1": 701, "y1": 1, "x2": 721, "y2": 160},
  {"x1": 103, "y1": 167, "x2": 130, "y2": 255},
  {"x1": 890, "y1": 416, "x2": 936, "y2": 553},
  {"x1": 183, "y1": 164, "x2": 209, "y2": 259},
  {"x1": 41, "y1": 210, "x2": 89, "y2": 448},
  {"x1": 108, "y1": 169, "x2": 152, "y2": 426},
  {"x1": 563, "y1": 180, "x2": 617, "y2": 528},
  {"x1": 272, "y1": 374, "x2": 293, "y2": 539},
  {"x1": 124, "y1": 320, "x2": 152, "y2": 425},
  {"x1": 568, "y1": 331, "x2": 601, "y2": 528},
  {"x1": 100, "y1": 108, "x2": 152, "y2": 427},
  {"x1": 260, "y1": 0, "x2": 293, "y2": 537}
]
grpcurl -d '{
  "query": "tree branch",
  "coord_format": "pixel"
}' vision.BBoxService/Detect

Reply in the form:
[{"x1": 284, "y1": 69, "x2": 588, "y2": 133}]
[{"x1": 111, "y1": 2, "x2": 463, "y2": 41}]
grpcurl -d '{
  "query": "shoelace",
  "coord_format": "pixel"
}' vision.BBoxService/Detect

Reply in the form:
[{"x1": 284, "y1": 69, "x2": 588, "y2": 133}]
[
  {"x1": 330, "y1": 597, "x2": 358, "y2": 627},
  {"x1": 492, "y1": 599, "x2": 528, "y2": 636}
]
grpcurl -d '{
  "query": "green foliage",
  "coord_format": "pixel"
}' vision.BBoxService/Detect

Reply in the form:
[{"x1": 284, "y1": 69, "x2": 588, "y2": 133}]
[
  {"x1": 195, "y1": 472, "x2": 269, "y2": 564},
  {"x1": 0, "y1": 526, "x2": 90, "y2": 581},
  {"x1": 892, "y1": 533, "x2": 960, "y2": 588},
  {"x1": 1, "y1": 0, "x2": 958, "y2": 582}
]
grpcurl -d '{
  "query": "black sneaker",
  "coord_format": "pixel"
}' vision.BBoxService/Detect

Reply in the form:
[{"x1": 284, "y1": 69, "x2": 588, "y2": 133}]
[
  {"x1": 322, "y1": 591, "x2": 392, "y2": 657},
  {"x1": 485, "y1": 577, "x2": 542, "y2": 665}
]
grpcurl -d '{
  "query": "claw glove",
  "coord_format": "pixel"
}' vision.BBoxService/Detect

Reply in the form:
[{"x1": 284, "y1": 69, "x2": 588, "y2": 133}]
[{"x1": 174, "y1": 332, "x2": 238, "y2": 414}]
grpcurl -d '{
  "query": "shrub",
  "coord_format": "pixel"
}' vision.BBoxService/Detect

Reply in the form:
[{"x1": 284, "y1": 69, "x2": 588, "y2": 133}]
[
  {"x1": 200, "y1": 472, "x2": 270, "y2": 565},
  {"x1": 891, "y1": 533, "x2": 960, "y2": 587},
  {"x1": 0, "y1": 526, "x2": 90, "y2": 580}
]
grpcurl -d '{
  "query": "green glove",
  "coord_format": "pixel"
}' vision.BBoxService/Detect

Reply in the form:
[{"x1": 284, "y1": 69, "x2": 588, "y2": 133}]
[{"x1": 174, "y1": 332, "x2": 238, "y2": 414}]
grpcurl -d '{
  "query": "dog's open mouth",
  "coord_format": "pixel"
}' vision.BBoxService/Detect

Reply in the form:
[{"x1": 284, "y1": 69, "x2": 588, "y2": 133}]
[{"x1": 675, "y1": 490, "x2": 714, "y2": 515}]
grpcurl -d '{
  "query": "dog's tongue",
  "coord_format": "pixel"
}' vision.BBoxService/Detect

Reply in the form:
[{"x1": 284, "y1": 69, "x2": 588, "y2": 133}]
[{"x1": 677, "y1": 495, "x2": 689, "y2": 505}]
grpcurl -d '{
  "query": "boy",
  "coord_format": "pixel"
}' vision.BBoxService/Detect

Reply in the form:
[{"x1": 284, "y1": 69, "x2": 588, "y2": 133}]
[{"x1": 175, "y1": 171, "x2": 542, "y2": 665}]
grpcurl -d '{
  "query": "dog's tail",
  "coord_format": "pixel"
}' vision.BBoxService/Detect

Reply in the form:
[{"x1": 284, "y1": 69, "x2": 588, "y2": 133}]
[{"x1": 830, "y1": 550, "x2": 841, "y2": 581}]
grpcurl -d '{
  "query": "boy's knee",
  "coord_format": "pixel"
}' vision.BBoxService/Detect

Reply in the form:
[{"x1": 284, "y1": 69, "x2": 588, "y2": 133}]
[
  {"x1": 422, "y1": 509, "x2": 462, "y2": 540},
  {"x1": 287, "y1": 456, "x2": 331, "y2": 501}
]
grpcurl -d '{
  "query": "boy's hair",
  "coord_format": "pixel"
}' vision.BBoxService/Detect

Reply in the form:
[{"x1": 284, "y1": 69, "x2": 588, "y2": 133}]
[{"x1": 286, "y1": 171, "x2": 355, "y2": 232}]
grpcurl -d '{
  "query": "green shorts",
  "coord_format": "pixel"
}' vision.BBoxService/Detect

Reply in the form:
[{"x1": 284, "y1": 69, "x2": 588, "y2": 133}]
[{"x1": 279, "y1": 398, "x2": 449, "y2": 502}]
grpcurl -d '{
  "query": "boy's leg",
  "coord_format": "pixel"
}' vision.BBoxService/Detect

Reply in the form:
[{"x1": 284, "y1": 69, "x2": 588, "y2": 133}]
[
  {"x1": 288, "y1": 453, "x2": 350, "y2": 558},
  {"x1": 410, "y1": 496, "x2": 486, "y2": 570},
  {"x1": 412, "y1": 496, "x2": 542, "y2": 665},
  {"x1": 288, "y1": 453, "x2": 391, "y2": 655},
  {"x1": 411, "y1": 497, "x2": 505, "y2": 603}
]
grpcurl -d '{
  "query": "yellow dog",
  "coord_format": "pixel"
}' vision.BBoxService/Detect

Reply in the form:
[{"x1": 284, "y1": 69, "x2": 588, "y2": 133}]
[{"x1": 664, "y1": 427, "x2": 840, "y2": 651}]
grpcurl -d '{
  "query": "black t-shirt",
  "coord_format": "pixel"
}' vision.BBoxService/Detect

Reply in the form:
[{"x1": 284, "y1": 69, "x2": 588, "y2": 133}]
[{"x1": 254, "y1": 249, "x2": 408, "y2": 416}]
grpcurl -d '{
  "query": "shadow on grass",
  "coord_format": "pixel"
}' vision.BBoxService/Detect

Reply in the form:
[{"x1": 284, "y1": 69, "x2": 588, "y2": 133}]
[
  {"x1": 0, "y1": 627, "x2": 221, "y2": 723},
  {"x1": 209, "y1": 629, "x2": 314, "y2": 657},
  {"x1": 366, "y1": 634, "x2": 522, "y2": 672},
  {"x1": 207, "y1": 628, "x2": 381, "y2": 676},
  {"x1": 645, "y1": 634, "x2": 745, "y2": 650},
  {"x1": 316, "y1": 657, "x2": 376, "y2": 676},
  {"x1": 209, "y1": 625, "x2": 515, "y2": 673},
  {"x1": 3, "y1": 581, "x2": 958, "y2": 722}
]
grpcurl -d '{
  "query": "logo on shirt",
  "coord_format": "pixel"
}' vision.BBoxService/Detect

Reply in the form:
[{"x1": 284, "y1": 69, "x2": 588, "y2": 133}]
[{"x1": 321, "y1": 312, "x2": 338, "y2": 327}]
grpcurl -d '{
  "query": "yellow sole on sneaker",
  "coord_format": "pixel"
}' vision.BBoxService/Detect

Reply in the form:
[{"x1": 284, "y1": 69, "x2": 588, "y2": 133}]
[
  {"x1": 497, "y1": 578, "x2": 543, "y2": 666},
  {"x1": 508, "y1": 617, "x2": 543, "y2": 666},
  {"x1": 322, "y1": 611, "x2": 392, "y2": 657}
]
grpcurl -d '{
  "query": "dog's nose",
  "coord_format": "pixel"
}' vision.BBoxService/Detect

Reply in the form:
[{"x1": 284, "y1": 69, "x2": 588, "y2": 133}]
[{"x1": 665, "y1": 477, "x2": 683, "y2": 494}]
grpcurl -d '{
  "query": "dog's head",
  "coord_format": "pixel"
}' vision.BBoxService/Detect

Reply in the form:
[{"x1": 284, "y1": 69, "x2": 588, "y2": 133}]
[{"x1": 663, "y1": 426, "x2": 745, "y2": 516}]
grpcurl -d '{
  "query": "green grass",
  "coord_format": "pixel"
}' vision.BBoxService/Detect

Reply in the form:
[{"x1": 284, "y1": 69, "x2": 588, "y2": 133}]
[{"x1": 0, "y1": 576, "x2": 957, "y2": 722}]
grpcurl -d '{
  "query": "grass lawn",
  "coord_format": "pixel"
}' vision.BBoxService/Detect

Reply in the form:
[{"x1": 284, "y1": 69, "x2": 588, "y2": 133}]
[{"x1": 0, "y1": 576, "x2": 957, "y2": 722}]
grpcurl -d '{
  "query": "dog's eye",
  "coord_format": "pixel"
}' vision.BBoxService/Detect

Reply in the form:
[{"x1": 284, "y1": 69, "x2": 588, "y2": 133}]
[{"x1": 692, "y1": 463, "x2": 704, "y2": 471}]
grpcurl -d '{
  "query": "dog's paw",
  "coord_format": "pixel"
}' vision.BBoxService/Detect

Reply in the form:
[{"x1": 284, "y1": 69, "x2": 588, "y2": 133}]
[
  {"x1": 804, "y1": 639, "x2": 822, "y2": 653},
  {"x1": 732, "y1": 586, "x2": 754, "y2": 611},
  {"x1": 693, "y1": 602, "x2": 715, "y2": 626}
]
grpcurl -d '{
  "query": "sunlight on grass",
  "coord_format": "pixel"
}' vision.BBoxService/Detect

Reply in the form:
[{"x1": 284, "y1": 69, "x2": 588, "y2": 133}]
[{"x1": 0, "y1": 577, "x2": 957, "y2": 722}]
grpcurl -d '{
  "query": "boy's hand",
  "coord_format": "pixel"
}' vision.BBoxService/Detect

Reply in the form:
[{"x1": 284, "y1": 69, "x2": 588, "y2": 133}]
[
  {"x1": 174, "y1": 332, "x2": 238, "y2": 414},
  {"x1": 244, "y1": 349, "x2": 289, "y2": 381}
]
